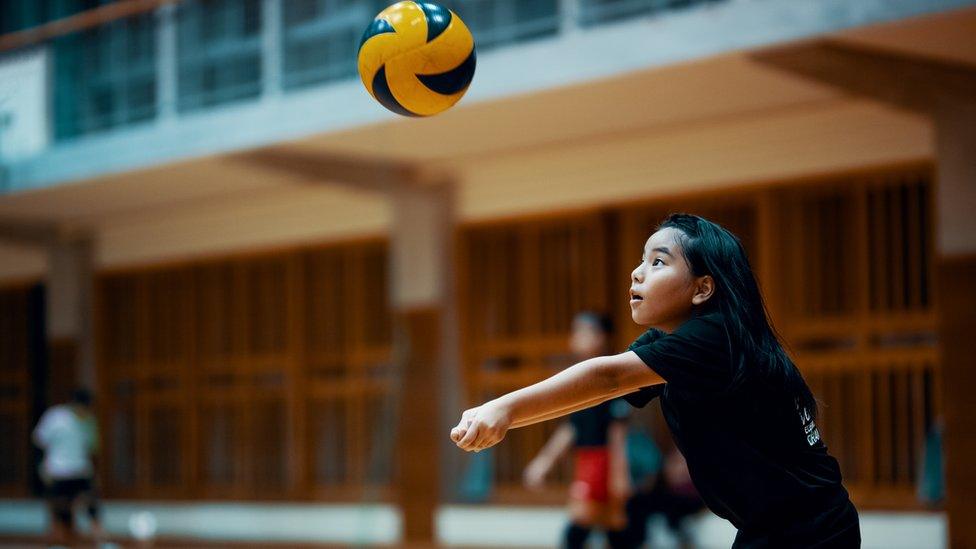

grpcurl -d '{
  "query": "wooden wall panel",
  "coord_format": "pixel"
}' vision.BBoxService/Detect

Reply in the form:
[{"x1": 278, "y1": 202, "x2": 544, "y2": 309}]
[
  {"x1": 92, "y1": 239, "x2": 394, "y2": 500},
  {"x1": 77, "y1": 165, "x2": 942, "y2": 508},
  {"x1": 0, "y1": 286, "x2": 33, "y2": 496}
]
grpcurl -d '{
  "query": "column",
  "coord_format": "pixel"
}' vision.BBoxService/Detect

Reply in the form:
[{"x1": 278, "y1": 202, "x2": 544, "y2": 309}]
[
  {"x1": 933, "y1": 96, "x2": 976, "y2": 548},
  {"x1": 391, "y1": 181, "x2": 460, "y2": 544},
  {"x1": 46, "y1": 234, "x2": 96, "y2": 400}
]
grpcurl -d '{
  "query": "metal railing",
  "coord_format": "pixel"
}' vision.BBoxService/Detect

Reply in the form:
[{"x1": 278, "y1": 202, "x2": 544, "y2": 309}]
[{"x1": 1, "y1": 0, "x2": 730, "y2": 142}]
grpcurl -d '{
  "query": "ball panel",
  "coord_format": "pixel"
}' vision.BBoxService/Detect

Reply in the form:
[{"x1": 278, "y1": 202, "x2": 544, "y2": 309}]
[
  {"x1": 371, "y1": 65, "x2": 421, "y2": 117},
  {"x1": 385, "y1": 58, "x2": 466, "y2": 116},
  {"x1": 399, "y1": 12, "x2": 474, "y2": 74},
  {"x1": 359, "y1": 17, "x2": 395, "y2": 49},
  {"x1": 417, "y1": 2, "x2": 452, "y2": 42},
  {"x1": 358, "y1": 32, "x2": 403, "y2": 96},
  {"x1": 416, "y1": 48, "x2": 475, "y2": 95},
  {"x1": 378, "y1": 1, "x2": 429, "y2": 47}
]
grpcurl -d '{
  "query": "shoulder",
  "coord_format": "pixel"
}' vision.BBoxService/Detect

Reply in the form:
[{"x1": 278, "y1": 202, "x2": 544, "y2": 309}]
[
  {"x1": 626, "y1": 312, "x2": 735, "y2": 392},
  {"x1": 630, "y1": 312, "x2": 729, "y2": 353},
  {"x1": 48, "y1": 405, "x2": 73, "y2": 421},
  {"x1": 39, "y1": 406, "x2": 72, "y2": 429},
  {"x1": 674, "y1": 312, "x2": 727, "y2": 338}
]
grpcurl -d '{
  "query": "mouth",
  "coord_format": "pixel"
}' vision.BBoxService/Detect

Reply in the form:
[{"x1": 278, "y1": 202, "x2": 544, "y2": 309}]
[{"x1": 629, "y1": 291, "x2": 644, "y2": 304}]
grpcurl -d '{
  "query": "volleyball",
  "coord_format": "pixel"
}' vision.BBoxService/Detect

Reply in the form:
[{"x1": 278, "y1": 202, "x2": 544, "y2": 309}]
[{"x1": 358, "y1": 1, "x2": 476, "y2": 117}]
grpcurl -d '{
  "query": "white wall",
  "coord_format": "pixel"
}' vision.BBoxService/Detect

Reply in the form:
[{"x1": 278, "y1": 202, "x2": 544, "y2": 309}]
[{"x1": 0, "y1": 48, "x2": 49, "y2": 163}]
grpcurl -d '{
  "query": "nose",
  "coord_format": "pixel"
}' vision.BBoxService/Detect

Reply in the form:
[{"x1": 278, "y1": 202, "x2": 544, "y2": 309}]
[{"x1": 632, "y1": 264, "x2": 644, "y2": 284}]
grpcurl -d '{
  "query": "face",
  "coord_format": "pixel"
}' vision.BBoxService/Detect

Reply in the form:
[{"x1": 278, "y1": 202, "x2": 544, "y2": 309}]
[
  {"x1": 569, "y1": 318, "x2": 606, "y2": 359},
  {"x1": 629, "y1": 227, "x2": 712, "y2": 332}
]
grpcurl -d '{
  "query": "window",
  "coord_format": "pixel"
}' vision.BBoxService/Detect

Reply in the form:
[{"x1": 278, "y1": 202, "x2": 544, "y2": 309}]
[
  {"x1": 579, "y1": 0, "x2": 727, "y2": 27},
  {"x1": 52, "y1": 12, "x2": 157, "y2": 139},
  {"x1": 176, "y1": 0, "x2": 262, "y2": 112},
  {"x1": 281, "y1": 0, "x2": 376, "y2": 90}
]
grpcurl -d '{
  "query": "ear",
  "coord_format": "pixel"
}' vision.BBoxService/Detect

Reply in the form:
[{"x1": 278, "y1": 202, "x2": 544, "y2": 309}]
[{"x1": 691, "y1": 275, "x2": 715, "y2": 306}]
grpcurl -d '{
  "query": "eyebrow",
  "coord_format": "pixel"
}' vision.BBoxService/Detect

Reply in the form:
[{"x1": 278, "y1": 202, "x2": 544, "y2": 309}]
[{"x1": 652, "y1": 246, "x2": 674, "y2": 257}]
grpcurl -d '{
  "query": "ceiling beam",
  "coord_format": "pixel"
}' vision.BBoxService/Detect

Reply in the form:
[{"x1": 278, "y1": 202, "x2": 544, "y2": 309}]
[
  {"x1": 0, "y1": 0, "x2": 182, "y2": 55},
  {"x1": 752, "y1": 39, "x2": 976, "y2": 113},
  {"x1": 0, "y1": 217, "x2": 90, "y2": 247},
  {"x1": 229, "y1": 146, "x2": 427, "y2": 193}
]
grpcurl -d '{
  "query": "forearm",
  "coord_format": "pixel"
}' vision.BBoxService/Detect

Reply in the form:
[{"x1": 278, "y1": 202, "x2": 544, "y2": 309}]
[
  {"x1": 499, "y1": 352, "x2": 659, "y2": 429},
  {"x1": 491, "y1": 357, "x2": 616, "y2": 428},
  {"x1": 511, "y1": 393, "x2": 615, "y2": 429},
  {"x1": 452, "y1": 351, "x2": 663, "y2": 452}
]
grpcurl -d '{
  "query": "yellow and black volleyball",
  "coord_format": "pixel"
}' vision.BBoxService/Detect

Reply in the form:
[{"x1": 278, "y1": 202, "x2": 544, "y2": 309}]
[{"x1": 358, "y1": 1, "x2": 476, "y2": 117}]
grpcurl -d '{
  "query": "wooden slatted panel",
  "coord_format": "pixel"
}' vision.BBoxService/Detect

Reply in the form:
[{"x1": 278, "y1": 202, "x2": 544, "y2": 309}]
[
  {"x1": 98, "y1": 274, "x2": 141, "y2": 495},
  {"x1": 302, "y1": 240, "x2": 394, "y2": 497},
  {"x1": 866, "y1": 176, "x2": 934, "y2": 314},
  {"x1": 781, "y1": 168, "x2": 938, "y2": 508},
  {"x1": 0, "y1": 407, "x2": 27, "y2": 490},
  {"x1": 463, "y1": 227, "x2": 526, "y2": 341},
  {"x1": 308, "y1": 395, "x2": 349, "y2": 488},
  {"x1": 359, "y1": 385, "x2": 395, "y2": 487},
  {"x1": 459, "y1": 215, "x2": 610, "y2": 501},
  {"x1": 86, "y1": 165, "x2": 938, "y2": 508},
  {"x1": 0, "y1": 285, "x2": 30, "y2": 495},
  {"x1": 101, "y1": 275, "x2": 140, "y2": 368},
  {"x1": 244, "y1": 257, "x2": 289, "y2": 357},
  {"x1": 194, "y1": 262, "x2": 237, "y2": 365},
  {"x1": 107, "y1": 393, "x2": 137, "y2": 490},
  {"x1": 199, "y1": 397, "x2": 243, "y2": 491},
  {"x1": 250, "y1": 395, "x2": 288, "y2": 492},
  {"x1": 304, "y1": 247, "x2": 348, "y2": 378},
  {"x1": 147, "y1": 401, "x2": 184, "y2": 488},
  {"x1": 800, "y1": 351, "x2": 939, "y2": 508}
]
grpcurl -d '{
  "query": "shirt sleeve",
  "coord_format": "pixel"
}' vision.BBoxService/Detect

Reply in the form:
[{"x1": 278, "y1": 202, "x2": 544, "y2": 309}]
[
  {"x1": 623, "y1": 385, "x2": 664, "y2": 408},
  {"x1": 627, "y1": 314, "x2": 734, "y2": 393},
  {"x1": 32, "y1": 409, "x2": 54, "y2": 448}
]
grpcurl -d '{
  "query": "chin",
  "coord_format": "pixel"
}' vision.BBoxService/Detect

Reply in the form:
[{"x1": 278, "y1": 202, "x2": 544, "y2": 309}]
[{"x1": 630, "y1": 310, "x2": 651, "y2": 326}]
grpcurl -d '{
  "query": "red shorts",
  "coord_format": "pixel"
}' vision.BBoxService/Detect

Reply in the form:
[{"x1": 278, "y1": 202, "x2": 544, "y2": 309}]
[{"x1": 570, "y1": 448, "x2": 610, "y2": 502}]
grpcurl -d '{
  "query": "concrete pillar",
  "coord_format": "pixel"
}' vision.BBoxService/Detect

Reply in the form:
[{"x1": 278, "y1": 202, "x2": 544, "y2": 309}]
[
  {"x1": 933, "y1": 96, "x2": 976, "y2": 548},
  {"x1": 46, "y1": 235, "x2": 96, "y2": 397},
  {"x1": 390, "y1": 181, "x2": 461, "y2": 544}
]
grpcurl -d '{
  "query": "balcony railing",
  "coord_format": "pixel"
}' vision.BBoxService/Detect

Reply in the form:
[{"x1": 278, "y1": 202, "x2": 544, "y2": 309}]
[{"x1": 0, "y1": 0, "x2": 730, "y2": 142}]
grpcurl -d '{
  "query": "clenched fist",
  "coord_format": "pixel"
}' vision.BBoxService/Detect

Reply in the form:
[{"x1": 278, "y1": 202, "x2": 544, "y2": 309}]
[{"x1": 450, "y1": 402, "x2": 513, "y2": 452}]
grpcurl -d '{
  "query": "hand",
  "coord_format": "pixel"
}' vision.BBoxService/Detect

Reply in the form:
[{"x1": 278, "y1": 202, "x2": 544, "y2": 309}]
[
  {"x1": 450, "y1": 401, "x2": 512, "y2": 452},
  {"x1": 523, "y1": 459, "x2": 548, "y2": 490}
]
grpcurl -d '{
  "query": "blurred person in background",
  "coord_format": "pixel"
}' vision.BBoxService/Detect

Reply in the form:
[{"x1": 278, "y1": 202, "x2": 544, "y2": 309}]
[
  {"x1": 623, "y1": 445, "x2": 705, "y2": 548},
  {"x1": 523, "y1": 312, "x2": 633, "y2": 548},
  {"x1": 33, "y1": 388, "x2": 105, "y2": 545}
]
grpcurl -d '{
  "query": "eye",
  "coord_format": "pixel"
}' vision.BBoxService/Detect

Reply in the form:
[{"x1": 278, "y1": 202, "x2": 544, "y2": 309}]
[{"x1": 652, "y1": 257, "x2": 665, "y2": 266}]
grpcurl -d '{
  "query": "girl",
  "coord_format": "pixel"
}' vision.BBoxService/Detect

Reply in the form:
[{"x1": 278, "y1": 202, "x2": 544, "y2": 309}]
[
  {"x1": 451, "y1": 214, "x2": 860, "y2": 548},
  {"x1": 522, "y1": 312, "x2": 632, "y2": 548}
]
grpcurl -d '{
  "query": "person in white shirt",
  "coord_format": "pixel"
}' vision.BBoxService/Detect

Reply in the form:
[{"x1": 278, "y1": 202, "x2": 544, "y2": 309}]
[{"x1": 33, "y1": 388, "x2": 104, "y2": 544}]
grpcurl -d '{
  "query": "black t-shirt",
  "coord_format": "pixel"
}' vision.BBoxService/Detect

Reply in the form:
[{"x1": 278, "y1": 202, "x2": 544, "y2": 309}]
[
  {"x1": 624, "y1": 312, "x2": 855, "y2": 542},
  {"x1": 568, "y1": 397, "x2": 629, "y2": 448}
]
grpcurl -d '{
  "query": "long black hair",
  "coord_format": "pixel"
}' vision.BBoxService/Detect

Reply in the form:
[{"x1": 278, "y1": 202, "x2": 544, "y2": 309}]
[{"x1": 658, "y1": 213, "x2": 817, "y2": 417}]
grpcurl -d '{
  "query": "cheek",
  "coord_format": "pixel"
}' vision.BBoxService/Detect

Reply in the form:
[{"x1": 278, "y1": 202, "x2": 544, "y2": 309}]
[{"x1": 643, "y1": 272, "x2": 692, "y2": 313}]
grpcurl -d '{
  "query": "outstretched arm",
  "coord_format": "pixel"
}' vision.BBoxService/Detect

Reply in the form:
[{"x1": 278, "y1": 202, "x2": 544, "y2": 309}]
[
  {"x1": 451, "y1": 351, "x2": 663, "y2": 452},
  {"x1": 523, "y1": 423, "x2": 575, "y2": 489}
]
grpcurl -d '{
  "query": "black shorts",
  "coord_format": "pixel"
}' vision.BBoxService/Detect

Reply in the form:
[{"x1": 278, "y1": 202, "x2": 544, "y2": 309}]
[
  {"x1": 46, "y1": 477, "x2": 99, "y2": 523},
  {"x1": 733, "y1": 499, "x2": 861, "y2": 549},
  {"x1": 47, "y1": 477, "x2": 94, "y2": 500}
]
